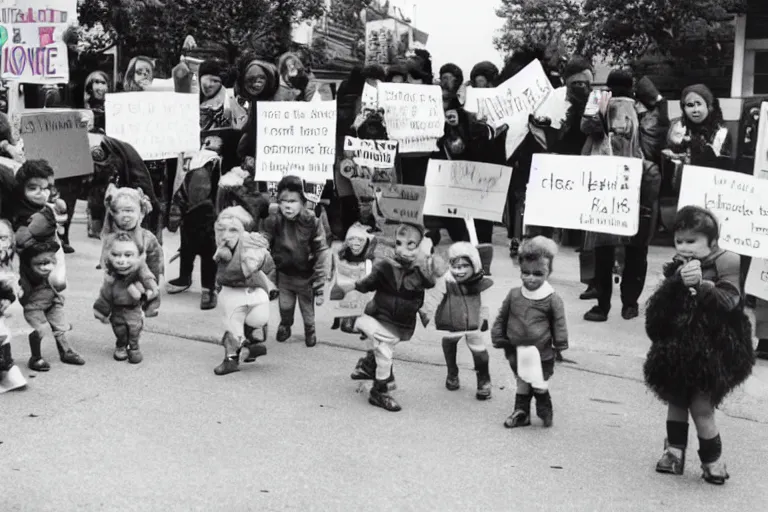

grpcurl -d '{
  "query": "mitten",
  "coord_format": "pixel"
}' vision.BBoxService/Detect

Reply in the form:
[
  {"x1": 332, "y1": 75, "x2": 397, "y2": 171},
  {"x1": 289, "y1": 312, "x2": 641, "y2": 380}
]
[
  {"x1": 268, "y1": 289, "x2": 279, "y2": 301},
  {"x1": 93, "y1": 309, "x2": 110, "y2": 324},
  {"x1": 127, "y1": 282, "x2": 145, "y2": 301}
]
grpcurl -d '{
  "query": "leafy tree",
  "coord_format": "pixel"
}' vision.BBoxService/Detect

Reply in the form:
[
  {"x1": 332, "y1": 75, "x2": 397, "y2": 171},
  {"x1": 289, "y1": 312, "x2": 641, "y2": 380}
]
[{"x1": 494, "y1": 0, "x2": 586, "y2": 59}]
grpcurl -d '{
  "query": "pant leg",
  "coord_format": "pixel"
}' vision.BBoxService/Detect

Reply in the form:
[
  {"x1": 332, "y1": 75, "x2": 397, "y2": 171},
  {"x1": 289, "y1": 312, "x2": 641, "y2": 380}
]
[
  {"x1": 199, "y1": 231, "x2": 217, "y2": 290},
  {"x1": 23, "y1": 308, "x2": 48, "y2": 338},
  {"x1": 124, "y1": 307, "x2": 144, "y2": 348},
  {"x1": 593, "y1": 245, "x2": 616, "y2": 313},
  {"x1": 295, "y1": 284, "x2": 316, "y2": 332},
  {"x1": 474, "y1": 220, "x2": 494, "y2": 244},
  {"x1": 464, "y1": 331, "x2": 488, "y2": 353},
  {"x1": 278, "y1": 286, "x2": 298, "y2": 327},
  {"x1": 355, "y1": 315, "x2": 401, "y2": 381},
  {"x1": 111, "y1": 316, "x2": 130, "y2": 348},
  {"x1": 620, "y1": 245, "x2": 649, "y2": 308},
  {"x1": 44, "y1": 298, "x2": 70, "y2": 337},
  {"x1": 178, "y1": 226, "x2": 195, "y2": 280},
  {"x1": 218, "y1": 287, "x2": 251, "y2": 340},
  {"x1": 755, "y1": 298, "x2": 768, "y2": 339}
]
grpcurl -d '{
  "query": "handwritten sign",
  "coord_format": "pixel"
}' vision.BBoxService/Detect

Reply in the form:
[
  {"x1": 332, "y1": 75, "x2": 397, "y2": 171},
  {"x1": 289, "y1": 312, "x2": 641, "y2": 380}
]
[
  {"x1": 754, "y1": 102, "x2": 768, "y2": 180},
  {"x1": 524, "y1": 154, "x2": 642, "y2": 236},
  {"x1": 18, "y1": 110, "x2": 91, "y2": 179},
  {"x1": 0, "y1": 0, "x2": 76, "y2": 83},
  {"x1": 422, "y1": 159, "x2": 513, "y2": 222},
  {"x1": 326, "y1": 256, "x2": 373, "y2": 317},
  {"x1": 377, "y1": 83, "x2": 444, "y2": 153},
  {"x1": 351, "y1": 179, "x2": 426, "y2": 226},
  {"x1": 678, "y1": 165, "x2": 768, "y2": 258},
  {"x1": 340, "y1": 136, "x2": 397, "y2": 183},
  {"x1": 106, "y1": 92, "x2": 200, "y2": 161},
  {"x1": 745, "y1": 257, "x2": 768, "y2": 301},
  {"x1": 255, "y1": 101, "x2": 337, "y2": 183}
]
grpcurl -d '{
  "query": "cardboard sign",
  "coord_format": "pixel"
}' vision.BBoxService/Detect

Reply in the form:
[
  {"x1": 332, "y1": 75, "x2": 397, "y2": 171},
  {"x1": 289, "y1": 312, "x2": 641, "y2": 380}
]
[
  {"x1": 106, "y1": 92, "x2": 200, "y2": 160},
  {"x1": 524, "y1": 154, "x2": 643, "y2": 236},
  {"x1": 339, "y1": 136, "x2": 397, "y2": 183},
  {"x1": 255, "y1": 101, "x2": 337, "y2": 183},
  {"x1": 678, "y1": 165, "x2": 768, "y2": 258},
  {"x1": 422, "y1": 159, "x2": 513, "y2": 222},
  {"x1": 18, "y1": 110, "x2": 91, "y2": 179},
  {"x1": 377, "y1": 83, "x2": 444, "y2": 153},
  {"x1": 349, "y1": 178, "x2": 426, "y2": 226}
]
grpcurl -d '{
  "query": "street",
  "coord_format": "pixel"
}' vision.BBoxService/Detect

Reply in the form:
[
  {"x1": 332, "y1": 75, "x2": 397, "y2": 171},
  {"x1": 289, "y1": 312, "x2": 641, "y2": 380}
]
[{"x1": 3, "y1": 206, "x2": 768, "y2": 511}]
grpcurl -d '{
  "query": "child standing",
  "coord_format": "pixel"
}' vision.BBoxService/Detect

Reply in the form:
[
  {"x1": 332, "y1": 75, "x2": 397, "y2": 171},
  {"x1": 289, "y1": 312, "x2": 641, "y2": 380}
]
[
  {"x1": 260, "y1": 175, "x2": 329, "y2": 348},
  {"x1": 492, "y1": 236, "x2": 568, "y2": 428},
  {"x1": 644, "y1": 206, "x2": 754, "y2": 485},
  {"x1": 420, "y1": 242, "x2": 494, "y2": 400},
  {"x1": 330, "y1": 222, "x2": 376, "y2": 334}
]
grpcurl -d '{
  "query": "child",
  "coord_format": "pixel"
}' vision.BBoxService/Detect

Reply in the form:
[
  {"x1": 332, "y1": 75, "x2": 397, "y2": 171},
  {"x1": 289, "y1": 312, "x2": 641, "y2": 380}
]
[
  {"x1": 101, "y1": 184, "x2": 164, "y2": 317},
  {"x1": 492, "y1": 236, "x2": 567, "y2": 428},
  {"x1": 644, "y1": 206, "x2": 754, "y2": 485},
  {"x1": 338, "y1": 222, "x2": 441, "y2": 412},
  {"x1": 260, "y1": 175, "x2": 329, "y2": 348},
  {"x1": 0, "y1": 219, "x2": 25, "y2": 393},
  {"x1": 213, "y1": 206, "x2": 277, "y2": 376},
  {"x1": 93, "y1": 232, "x2": 159, "y2": 364},
  {"x1": 16, "y1": 227, "x2": 84, "y2": 371},
  {"x1": 330, "y1": 222, "x2": 376, "y2": 334},
  {"x1": 420, "y1": 242, "x2": 494, "y2": 400}
]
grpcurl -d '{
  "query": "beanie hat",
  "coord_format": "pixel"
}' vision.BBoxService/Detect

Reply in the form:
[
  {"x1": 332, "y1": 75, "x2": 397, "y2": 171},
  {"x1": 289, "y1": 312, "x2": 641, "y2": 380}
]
[
  {"x1": 276, "y1": 175, "x2": 307, "y2": 203},
  {"x1": 563, "y1": 56, "x2": 593, "y2": 79},
  {"x1": 635, "y1": 76, "x2": 662, "y2": 109},
  {"x1": 606, "y1": 69, "x2": 634, "y2": 99},
  {"x1": 470, "y1": 61, "x2": 499, "y2": 86},
  {"x1": 199, "y1": 59, "x2": 229, "y2": 83},
  {"x1": 439, "y1": 63, "x2": 464, "y2": 86},
  {"x1": 345, "y1": 222, "x2": 371, "y2": 242},
  {"x1": 681, "y1": 83, "x2": 715, "y2": 110},
  {"x1": 448, "y1": 241, "x2": 482, "y2": 274},
  {"x1": 217, "y1": 205, "x2": 255, "y2": 232}
]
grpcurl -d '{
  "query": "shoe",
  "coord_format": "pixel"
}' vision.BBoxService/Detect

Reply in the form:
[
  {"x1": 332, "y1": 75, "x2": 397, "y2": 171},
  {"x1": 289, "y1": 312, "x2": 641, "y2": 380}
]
[
  {"x1": 369, "y1": 381, "x2": 402, "y2": 412},
  {"x1": 583, "y1": 306, "x2": 608, "y2": 322},
  {"x1": 701, "y1": 459, "x2": 729, "y2": 485},
  {"x1": 166, "y1": 277, "x2": 192, "y2": 294},
  {"x1": 504, "y1": 393, "x2": 532, "y2": 428},
  {"x1": 242, "y1": 343, "x2": 267, "y2": 363},
  {"x1": 62, "y1": 244, "x2": 75, "y2": 254},
  {"x1": 535, "y1": 391, "x2": 553, "y2": 427},
  {"x1": 200, "y1": 288, "x2": 217, "y2": 310},
  {"x1": 28, "y1": 357, "x2": 50, "y2": 372},
  {"x1": 476, "y1": 373, "x2": 492, "y2": 401},
  {"x1": 127, "y1": 347, "x2": 143, "y2": 364},
  {"x1": 214, "y1": 357, "x2": 240, "y2": 376},
  {"x1": 113, "y1": 346, "x2": 129, "y2": 361},
  {"x1": 579, "y1": 286, "x2": 599, "y2": 300},
  {"x1": 756, "y1": 339, "x2": 768, "y2": 360},
  {"x1": 655, "y1": 439, "x2": 686, "y2": 475},
  {"x1": 0, "y1": 365, "x2": 27, "y2": 393},
  {"x1": 351, "y1": 351, "x2": 376, "y2": 381},
  {"x1": 144, "y1": 309, "x2": 159, "y2": 318},
  {"x1": 276, "y1": 325, "x2": 291, "y2": 342},
  {"x1": 445, "y1": 372, "x2": 460, "y2": 391},
  {"x1": 305, "y1": 330, "x2": 317, "y2": 348},
  {"x1": 621, "y1": 304, "x2": 639, "y2": 320},
  {"x1": 59, "y1": 350, "x2": 85, "y2": 366}
]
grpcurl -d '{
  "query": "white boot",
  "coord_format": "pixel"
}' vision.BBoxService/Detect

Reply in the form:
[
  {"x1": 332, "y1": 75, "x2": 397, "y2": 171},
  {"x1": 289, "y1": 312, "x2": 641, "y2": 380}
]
[{"x1": 0, "y1": 365, "x2": 27, "y2": 393}]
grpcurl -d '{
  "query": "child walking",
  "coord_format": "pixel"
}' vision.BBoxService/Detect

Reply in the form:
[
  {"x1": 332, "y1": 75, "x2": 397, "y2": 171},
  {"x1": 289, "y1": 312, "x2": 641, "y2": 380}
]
[
  {"x1": 492, "y1": 236, "x2": 568, "y2": 428},
  {"x1": 260, "y1": 175, "x2": 329, "y2": 347},
  {"x1": 330, "y1": 222, "x2": 376, "y2": 334},
  {"x1": 644, "y1": 206, "x2": 754, "y2": 485},
  {"x1": 420, "y1": 242, "x2": 494, "y2": 400}
]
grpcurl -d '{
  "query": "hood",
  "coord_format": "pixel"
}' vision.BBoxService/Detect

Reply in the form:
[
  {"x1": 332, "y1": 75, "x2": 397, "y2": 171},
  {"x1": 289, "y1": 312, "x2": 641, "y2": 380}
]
[{"x1": 447, "y1": 241, "x2": 482, "y2": 275}]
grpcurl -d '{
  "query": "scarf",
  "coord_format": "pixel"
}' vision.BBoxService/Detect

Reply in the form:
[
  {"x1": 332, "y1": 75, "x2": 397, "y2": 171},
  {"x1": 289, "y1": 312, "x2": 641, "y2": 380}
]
[{"x1": 521, "y1": 281, "x2": 554, "y2": 300}]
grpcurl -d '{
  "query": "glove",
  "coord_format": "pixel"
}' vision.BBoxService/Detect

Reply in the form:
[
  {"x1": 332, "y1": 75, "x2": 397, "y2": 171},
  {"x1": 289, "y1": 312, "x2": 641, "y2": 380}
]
[
  {"x1": 480, "y1": 319, "x2": 489, "y2": 332},
  {"x1": 314, "y1": 287, "x2": 324, "y2": 306}
]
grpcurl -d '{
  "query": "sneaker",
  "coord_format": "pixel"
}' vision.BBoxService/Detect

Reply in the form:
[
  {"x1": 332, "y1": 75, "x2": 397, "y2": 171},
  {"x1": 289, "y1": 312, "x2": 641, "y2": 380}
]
[
  {"x1": 276, "y1": 325, "x2": 291, "y2": 342},
  {"x1": 200, "y1": 289, "x2": 217, "y2": 310},
  {"x1": 503, "y1": 410, "x2": 531, "y2": 428},
  {"x1": 445, "y1": 372, "x2": 460, "y2": 391},
  {"x1": 621, "y1": 304, "x2": 639, "y2": 320},
  {"x1": 60, "y1": 350, "x2": 85, "y2": 366},
  {"x1": 166, "y1": 277, "x2": 192, "y2": 295},
  {"x1": 242, "y1": 343, "x2": 267, "y2": 363},
  {"x1": 579, "y1": 286, "x2": 599, "y2": 300},
  {"x1": 114, "y1": 346, "x2": 129, "y2": 361},
  {"x1": 369, "y1": 386, "x2": 402, "y2": 412},
  {"x1": 583, "y1": 306, "x2": 608, "y2": 322},
  {"x1": 655, "y1": 441, "x2": 685, "y2": 475},
  {"x1": 701, "y1": 460, "x2": 729, "y2": 485}
]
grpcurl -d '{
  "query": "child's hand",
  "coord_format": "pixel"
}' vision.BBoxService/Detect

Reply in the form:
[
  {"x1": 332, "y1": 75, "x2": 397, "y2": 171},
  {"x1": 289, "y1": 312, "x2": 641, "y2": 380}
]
[
  {"x1": 680, "y1": 260, "x2": 702, "y2": 287},
  {"x1": 94, "y1": 310, "x2": 110, "y2": 324},
  {"x1": 555, "y1": 350, "x2": 564, "y2": 363},
  {"x1": 315, "y1": 294, "x2": 324, "y2": 307}
]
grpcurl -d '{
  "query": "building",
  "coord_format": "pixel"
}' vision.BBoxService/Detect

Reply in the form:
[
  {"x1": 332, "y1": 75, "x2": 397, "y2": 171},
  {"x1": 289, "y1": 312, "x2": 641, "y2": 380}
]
[{"x1": 731, "y1": 0, "x2": 768, "y2": 97}]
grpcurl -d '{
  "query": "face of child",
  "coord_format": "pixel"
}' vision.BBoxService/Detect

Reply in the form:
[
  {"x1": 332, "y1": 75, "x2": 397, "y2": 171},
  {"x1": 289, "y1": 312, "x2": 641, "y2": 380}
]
[
  {"x1": 215, "y1": 217, "x2": 242, "y2": 249},
  {"x1": 450, "y1": 258, "x2": 474, "y2": 282},
  {"x1": 109, "y1": 240, "x2": 141, "y2": 275},
  {"x1": 200, "y1": 75, "x2": 222, "y2": 99},
  {"x1": 278, "y1": 191, "x2": 303, "y2": 220},
  {"x1": 520, "y1": 259, "x2": 550, "y2": 292},
  {"x1": 30, "y1": 251, "x2": 57, "y2": 278},
  {"x1": 683, "y1": 92, "x2": 709, "y2": 125},
  {"x1": 112, "y1": 196, "x2": 140, "y2": 230},
  {"x1": 25, "y1": 177, "x2": 52, "y2": 206},
  {"x1": 133, "y1": 60, "x2": 154, "y2": 89},
  {"x1": 445, "y1": 109, "x2": 460, "y2": 127},
  {"x1": 347, "y1": 236, "x2": 366, "y2": 256},
  {"x1": 674, "y1": 229, "x2": 713, "y2": 260},
  {"x1": 394, "y1": 225, "x2": 422, "y2": 265},
  {"x1": 91, "y1": 76, "x2": 108, "y2": 100},
  {"x1": 244, "y1": 65, "x2": 267, "y2": 97},
  {"x1": 473, "y1": 76, "x2": 490, "y2": 88}
]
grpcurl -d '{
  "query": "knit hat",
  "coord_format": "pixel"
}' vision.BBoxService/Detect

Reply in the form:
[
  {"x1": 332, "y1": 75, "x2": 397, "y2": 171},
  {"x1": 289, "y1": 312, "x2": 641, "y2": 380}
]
[
  {"x1": 345, "y1": 222, "x2": 371, "y2": 242},
  {"x1": 563, "y1": 56, "x2": 593, "y2": 79},
  {"x1": 681, "y1": 83, "x2": 715, "y2": 110},
  {"x1": 276, "y1": 175, "x2": 306, "y2": 203},
  {"x1": 236, "y1": 53, "x2": 278, "y2": 101},
  {"x1": 470, "y1": 61, "x2": 499, "y2": 86},
  {"x1": 635, "y1": 76, "x2": 662, "y2": 109},
  {"x1": 439, "y1": 63, "x2": 464, "y2": 88},
  {"x1": 199, "y1": 59, "x2": 229, "y2": 83},
  {"x1": 217, "y1": 206, "x2": 255, "y2": 232},
  {"x1": 448, "y1": 241, "x2": 482, "y2": 274},
  {"x1": 606, "y1": 69, "x2": 634, "y2": 99}
]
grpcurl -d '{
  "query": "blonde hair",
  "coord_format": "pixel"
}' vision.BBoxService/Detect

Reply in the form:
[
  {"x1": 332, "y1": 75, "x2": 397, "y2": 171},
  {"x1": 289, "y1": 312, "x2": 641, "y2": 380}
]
[{"x1": 518, "y1": 236, "x2": 558, "y2": 271}]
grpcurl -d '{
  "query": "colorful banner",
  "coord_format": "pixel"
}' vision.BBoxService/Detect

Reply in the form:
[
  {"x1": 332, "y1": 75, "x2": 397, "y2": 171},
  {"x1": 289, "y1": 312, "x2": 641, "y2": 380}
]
[
  {"x1": 105, "y1": 92, "x2": 200, "y2": 161},
  {"x1": 18, "y1": 109, "x2": 91, "y2": 179},
  {"x1": 678, "y1": 165, "x2": 768, "y2": 258},
  {"x1": 423, "y1": 159, "x2": 513, "y2": 222},
  {"x1": 255, "y1": 101, "x2": 337, "y2": 183},
  {"x1": 377, "y1": 83, "x2": 444, "y2": 153},
  {"x1": 339, "y1": 136, "x2": 398, "y2": 183},
  {"x1": 524, "y1": 154, "x2": 643, "y2": 236}
]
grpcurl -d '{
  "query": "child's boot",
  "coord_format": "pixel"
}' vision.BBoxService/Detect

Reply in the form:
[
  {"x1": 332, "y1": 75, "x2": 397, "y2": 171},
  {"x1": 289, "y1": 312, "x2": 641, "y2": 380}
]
[
  {"x1": 55, "y1": 333, "x2": 85, "y2": 366},
  {"x1": 214, "y1": 332, "x2": 240, "y2": 375},
  {"x1": 304, "y1": 326, "x2": 317, "y2": 348},
  {"x1": 534, "y1": 390, "x2": 553, "y2": 427},
  {"x1": 504, "y1": 392, "x2": 532, "y2": 428},
  {"x1": 699, "y1": 435, "x2": 729, "y2": 485},
  {"x1": 200, "y1": 288, "x2": 217, "y2": 311},
  {"x1": 656, "y1": 421, "x2": 688, "y2": 475},
  {"x1": 472, "y1": 350, "x2": 492, "y2": 400},
  {"x1": 351, "y1": 350, "x2": 377, "y2": 380},
  {"x1": 114, "y1": 343, "x2": 129, "y2": 361},
  {"x1": 27, "y1": 331, "x2": 50, "y2": 372},
  {"x1": 0, "y1": 342, "x2": 27, "y2": 393},
  {"x1": 276, "y1": 324, "x2": 291, "y2": 342},
  {"x1": 242, "y1": 325, "x2": 267, "y2": 363},
  {"x1": 368, "y1": 379, "x2": 402, "y2": 412},
  {"x1": 442, "y1": 338, "x2": 460, "y2": 390},
  {"x1": 127, "y1": 338, "x2": 143, "y2": 364}
]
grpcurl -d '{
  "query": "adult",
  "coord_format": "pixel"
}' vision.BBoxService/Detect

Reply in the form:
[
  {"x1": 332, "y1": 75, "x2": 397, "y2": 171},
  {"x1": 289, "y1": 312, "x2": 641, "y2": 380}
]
[
  {"x1": 83, "y1": 71, "x2": 109, "y2": 133},
  {"x1": 235, "y1": 52, "x2": 279, "y2": 166},
  {"x1": 469, "y1": 61, "x2": 499, "y2": 89},
  {"x1": 123, "y1": 56, "x2": 155, "y2": 92}
]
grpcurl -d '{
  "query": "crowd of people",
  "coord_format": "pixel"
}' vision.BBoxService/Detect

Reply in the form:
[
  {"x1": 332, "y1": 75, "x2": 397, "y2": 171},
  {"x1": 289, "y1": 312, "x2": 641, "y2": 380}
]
[{"x1": 0, "y1": 44, "x2": 764, "y2": 487}]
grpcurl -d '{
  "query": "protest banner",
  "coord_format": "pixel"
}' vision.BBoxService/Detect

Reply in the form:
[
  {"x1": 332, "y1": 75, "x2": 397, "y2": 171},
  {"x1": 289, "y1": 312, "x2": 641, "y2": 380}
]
[
  {"x1": 745, "y1": 257, "x2": 768, "y2": 301},
  {"x1": 422, "y1": 159, "x2": 513, "y2": 222},
  {"x1": 339, "y1": 136, "x2": 398, "y2": 183},
  {"x1": 18, "y1": 109, "x2": 91, "y2": 179},
  {"x1": 255, "y1": 101, "x2": 336, "y2": 183},
  {"x1": 106, "y1": 92, "x2": 200, "y2": 161},
  {"x1": 377, "y1": 83, "x2": 444, "y2": 153},
  {"x1": 0, "y1": 0, "x2": 76, "y2": 84},
  {"x1": 678, "y1": 165, "x2": 768, "y2": 258},
  {"x1": 524, "y1": 154, "x2": 642, "y2": 236},
  {"x1": 326, "y1": 254, "x2": 373, "y2": 318}
]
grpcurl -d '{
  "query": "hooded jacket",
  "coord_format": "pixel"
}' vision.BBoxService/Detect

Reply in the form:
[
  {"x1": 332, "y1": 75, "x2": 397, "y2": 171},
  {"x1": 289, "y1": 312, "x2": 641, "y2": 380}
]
[{"x1": 236, "y1": 57, "x2": 279, "y2": 160}]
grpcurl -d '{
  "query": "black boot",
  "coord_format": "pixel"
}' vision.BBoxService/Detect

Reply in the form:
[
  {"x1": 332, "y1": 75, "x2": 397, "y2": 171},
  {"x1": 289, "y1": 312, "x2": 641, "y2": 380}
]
[
  {"x1": 242, "y1": 325, "x2": 267, "y2": 363},
  {"x1": 579, "y1": 284, "x2": 599, "y2": 300},
  {"x1": 214, "y1": 332, "x2": 240, "y2": 375},
  {"x1": 276, "y1": 324, "x2": 291, "y2": 342},
  {"x1": 442, "y1": 338, "x2": 460, "y2": 391},
  {"x1": 472, "y1": 350, "x2": 492, "y2": 400},
  {"x1": 331, "y1": 318, "x2": 341, "y2": 330},
  {"x1": 55, "y1": 334, "x2": 85, "y2": 366},
  {"x1": 699, "y1": 435, "x2": 729, "y2": 485},
  {"x1": 351, "y1": 350, "x2": 377, "y2": 380},
  {"x1": 368, "y1": 379, "x2": 402, "y2": 412},
  {"x1": 504, "y1": 392, "x2": 532, "y2": 428},
  {"x1": 27, "y1": 331, "x2": 50, "y2": 372},
  {"x1": 756, "y1": 339, "x2": 768, "y2": 360},
  {"x1": 535, "y1": 390, "x2": 553, "y2": 427},
  {"x1": 656, "y1": 421, "x2": 688, "y2": 475},
  {"x1": 305, "y1": 327, "x2": 317, "y2": 348}
]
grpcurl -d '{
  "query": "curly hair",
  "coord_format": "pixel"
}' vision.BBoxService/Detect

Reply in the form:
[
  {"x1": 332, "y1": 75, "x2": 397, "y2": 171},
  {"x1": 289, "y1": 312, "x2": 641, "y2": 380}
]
[
  {"x1": 673, "y1": 205, "x2": 719, "y2": 244},
  {"x1": 16, "y1": 159, "x2": 54, "y2": 191},
  {"x1": 518, "y1": 236, "x2": 558, "y2": 272}
]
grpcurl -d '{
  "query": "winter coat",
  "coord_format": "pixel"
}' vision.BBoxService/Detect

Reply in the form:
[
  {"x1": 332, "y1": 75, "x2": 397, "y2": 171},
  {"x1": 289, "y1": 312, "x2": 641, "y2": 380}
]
[
  {"x1": 431, "y1": 273, "x2": 493, "y2": 332},
  {"x1": 643, "y1": 249, "x2": 754, "y2": 407},
  {"x1": 18, "y1": 263, "x2": 65, "y2": 310},
  {"x1": 667, "y1": 118, "x2": 733, "y2": 170},
  {"x1": 168, "y1": 151, "x2": 221, "y2": 233},
  {"x1": 93, "y1": 266, "x2": 156, "y2": 317}
]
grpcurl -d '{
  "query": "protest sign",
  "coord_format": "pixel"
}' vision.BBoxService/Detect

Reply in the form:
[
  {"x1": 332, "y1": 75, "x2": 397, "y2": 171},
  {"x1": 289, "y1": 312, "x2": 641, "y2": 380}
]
[
  {"x1": 377, "y1": 83, "x2": 444, "y2": 153},
  {"x1": 106, "y1": 92, "x2": 200, "y2": 160},
  {"x1": 423, "y1": 159, "x2": 513, "y2": 222},
  {"x1": 339, "y1": 136, "x2": 398, "y2": 183},
  {"x1": 326, "y1": 255, "x2": 373, "y2": 318},
  {"x1": 678, "y1": 165, "x2": 768, "y2": 258},
  {"x1": 0, "y1": 0, "x2": 76, "y2": 84},
  {"x1": 18, "y1": 110, "x2": 91, "y2": 179},
  {"x1": 349, "y1": 178, "x2": 425, "y2": 227},
  {"x1": 255, "y1": 101, "x2": 336, "y2": 183},
  {"x1": 754, "y1": 102, "x2": 768, "y2": 180},
  {"x1": 746, "y1": 257, "x2": 768, "y2": 301},
  {"x1": 524, "y1": 154, "x2": 642, "y2": 236},
  {"x1": 362, "y1": 81, "x2": 378, "y2": 110}
]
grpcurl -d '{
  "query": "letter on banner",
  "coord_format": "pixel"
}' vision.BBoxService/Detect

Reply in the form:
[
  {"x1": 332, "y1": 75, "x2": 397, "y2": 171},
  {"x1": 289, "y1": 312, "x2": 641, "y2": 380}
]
[
  {"x1": 524, "y1": 154, "x2": 642, "y2": 236},
  {"x1": 340, "y1": 136, "x2": 398, "y2": 183},
  {"x1": 106, "y1": 92, "x2": 200, "y2": 160},
  {"x1": 256, "y1": 101, "x2": 337, "y2": 183},
  {"x1": 422, "y1": 159, "x2": 513, "y2": 222},
  {"x1": 18, "y1": 109, "x2": 92, "y2": 179},
  {"x1": 377, "y1": 83, "x2": 444, "y2": 153},
  {"x1": 678, "y1": 165, "x2": 768, "y2": 258}
]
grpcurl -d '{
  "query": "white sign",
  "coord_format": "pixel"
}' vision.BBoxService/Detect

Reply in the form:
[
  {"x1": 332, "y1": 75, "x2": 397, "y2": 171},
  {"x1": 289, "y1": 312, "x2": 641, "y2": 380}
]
[
  {"x1": 745, "y1": 257, "x2": 768, "y2": 301},
  {"x1": 255, "y1": 101, "x2": 337, "y2": 183},
  {"x1": 525, "y1": 154, "x2": 643, "y2": 236},
  {"x1": 423, "y1": 159, "x2": 513, "y2": 222},
  {"x1": 678, "y1": 165, "x2": 768, "y2": 258},
  {"x1": 377, "y1": 83, "x2": 444, "y2": 153},
  {"x1": 106, "y1": 92, "x2": 200, "y2": 161},
  {"x1": 754, "y1": 102, "x2": 768, "y2": 180}
]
